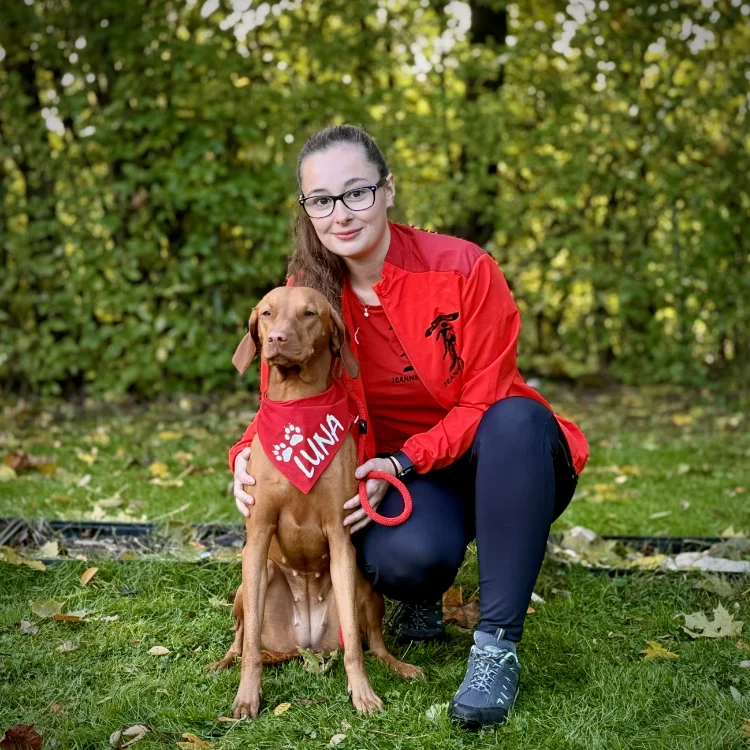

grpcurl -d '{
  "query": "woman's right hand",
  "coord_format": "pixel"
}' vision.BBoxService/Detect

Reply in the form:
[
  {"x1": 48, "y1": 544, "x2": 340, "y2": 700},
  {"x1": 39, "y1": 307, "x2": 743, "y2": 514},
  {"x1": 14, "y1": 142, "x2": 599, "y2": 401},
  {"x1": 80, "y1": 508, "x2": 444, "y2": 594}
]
[{"x1": 233, "y1": 447, "x2": 256, "y2": 518}]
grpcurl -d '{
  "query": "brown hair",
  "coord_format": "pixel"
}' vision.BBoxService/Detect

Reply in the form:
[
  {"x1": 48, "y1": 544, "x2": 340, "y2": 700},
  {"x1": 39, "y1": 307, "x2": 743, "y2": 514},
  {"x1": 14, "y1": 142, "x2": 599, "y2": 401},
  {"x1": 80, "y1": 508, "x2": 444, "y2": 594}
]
[{"x1": 287, "y1": 125, "x2": 389, "y2": 309}]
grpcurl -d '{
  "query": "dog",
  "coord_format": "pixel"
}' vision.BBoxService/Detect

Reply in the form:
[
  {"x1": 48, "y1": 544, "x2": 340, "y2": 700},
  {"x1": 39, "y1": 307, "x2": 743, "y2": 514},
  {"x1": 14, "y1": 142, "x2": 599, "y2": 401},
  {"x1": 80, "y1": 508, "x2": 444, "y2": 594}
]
[{"x1": 209, "y1": 286, "x2": 422, "y2": 719}]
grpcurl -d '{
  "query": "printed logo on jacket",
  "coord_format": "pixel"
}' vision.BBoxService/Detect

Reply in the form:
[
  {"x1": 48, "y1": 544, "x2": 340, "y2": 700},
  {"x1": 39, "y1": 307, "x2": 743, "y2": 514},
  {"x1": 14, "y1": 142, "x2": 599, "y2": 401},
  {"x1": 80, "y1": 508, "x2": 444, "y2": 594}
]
[{"x1": 256, "y1": 381, "x2": 354, "y2": 494}]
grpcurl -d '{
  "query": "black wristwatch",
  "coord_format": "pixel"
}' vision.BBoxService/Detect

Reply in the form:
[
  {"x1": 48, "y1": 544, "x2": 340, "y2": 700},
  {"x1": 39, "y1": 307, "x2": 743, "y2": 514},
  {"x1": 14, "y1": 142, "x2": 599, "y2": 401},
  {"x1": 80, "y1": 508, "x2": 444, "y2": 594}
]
[{"x1": 389, "y1": 450, "x2": 417, "y2": 482}]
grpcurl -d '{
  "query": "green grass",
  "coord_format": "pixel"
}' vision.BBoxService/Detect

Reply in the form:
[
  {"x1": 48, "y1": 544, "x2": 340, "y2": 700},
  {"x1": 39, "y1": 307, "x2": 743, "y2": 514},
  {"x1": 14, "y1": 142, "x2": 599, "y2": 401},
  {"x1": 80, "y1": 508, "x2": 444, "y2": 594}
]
[{"x1": 1, "y1": 385, "x2": 749, "y2": 748}]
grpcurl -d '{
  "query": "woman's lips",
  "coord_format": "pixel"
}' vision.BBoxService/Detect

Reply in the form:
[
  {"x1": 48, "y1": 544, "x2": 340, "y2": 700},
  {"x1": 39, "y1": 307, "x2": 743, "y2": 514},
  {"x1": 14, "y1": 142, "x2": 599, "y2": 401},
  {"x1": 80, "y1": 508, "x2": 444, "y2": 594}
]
[{"x1": 334, "y1": 228, "x2": 362, "y2": 241}]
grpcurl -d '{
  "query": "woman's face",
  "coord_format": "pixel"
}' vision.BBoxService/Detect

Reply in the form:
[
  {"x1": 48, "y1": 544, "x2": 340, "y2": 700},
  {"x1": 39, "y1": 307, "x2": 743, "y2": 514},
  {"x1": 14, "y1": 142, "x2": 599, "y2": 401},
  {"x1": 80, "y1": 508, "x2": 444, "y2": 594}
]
[{"x1": 299, "y1": 144, "x2": 395, "y2": 262}]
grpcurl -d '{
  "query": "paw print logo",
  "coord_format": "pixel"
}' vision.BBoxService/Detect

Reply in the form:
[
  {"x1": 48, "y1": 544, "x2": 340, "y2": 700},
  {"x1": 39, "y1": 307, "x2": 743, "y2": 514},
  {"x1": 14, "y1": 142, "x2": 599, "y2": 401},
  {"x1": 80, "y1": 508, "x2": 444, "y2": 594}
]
[
  {"x1": 284, "y1": 424, "x2": 303, "y2": 447},
  {"x1": 272, "y1": 442, "x2": 293, "y2": 463}
]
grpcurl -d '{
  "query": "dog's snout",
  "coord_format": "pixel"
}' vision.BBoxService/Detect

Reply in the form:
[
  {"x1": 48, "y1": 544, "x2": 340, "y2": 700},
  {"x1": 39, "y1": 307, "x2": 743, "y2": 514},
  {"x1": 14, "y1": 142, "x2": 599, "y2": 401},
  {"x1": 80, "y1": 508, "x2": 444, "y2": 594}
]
[{"x1": 267, "y1": 330, "x2": 289, "y2": 345}]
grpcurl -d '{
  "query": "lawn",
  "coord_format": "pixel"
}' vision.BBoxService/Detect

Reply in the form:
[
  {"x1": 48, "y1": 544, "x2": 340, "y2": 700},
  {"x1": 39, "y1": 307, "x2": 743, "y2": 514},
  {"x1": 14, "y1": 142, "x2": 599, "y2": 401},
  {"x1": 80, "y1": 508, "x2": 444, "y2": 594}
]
[{"x1": 1, "y1": 384, "x2": 749, "y2": 749}]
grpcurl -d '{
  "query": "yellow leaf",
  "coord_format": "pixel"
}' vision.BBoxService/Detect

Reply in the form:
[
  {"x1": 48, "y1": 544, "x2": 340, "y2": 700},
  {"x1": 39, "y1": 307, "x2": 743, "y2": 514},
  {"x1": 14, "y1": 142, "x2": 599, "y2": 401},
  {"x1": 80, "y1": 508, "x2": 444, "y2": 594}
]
[
  {"x1": 37, "y1": 541, "x2": 60, "y2": 558},
  {"x1": 671, "y1": 413, "x2": 693, "y2": 426},
  {"x1": 56, "y1": 640, "x2": 79, "y2": 652},
  {"x1": 177, "y1": 733, "x2": 215, "y2": 749},
  {"x1": 683, "y1": 604, "x2": 744, "y2": 639},
  {"x1": 80, "y1": 567, "x2": 99, "y2": 586},
  {"x1": 0, "y1": 465, "x2": 18, "y2": 481},
  {"x1": 640, "y1": 641, "x2": 679, "y2": 660},
  {"x1": 148, "y1": 645, "x2": 170, "y2": 656},
  {"x1": 148, "y1": 461, "x2": 170, "y2": 478},
  {"x1": 742, "y1": 719, "x2": 750, "y2": 739},
  {"x1": 76, "y1": 452, "x2": 96, "y2": 465},
  {"x1": 158, "y1": 431, "x2": 183, "y2": 441},
  {"x1": 30, "y1": 600, "x2": 63, "y2": 618},
  {"x1": 273, "y1": 702, "x2": 292, "y2": 717}
]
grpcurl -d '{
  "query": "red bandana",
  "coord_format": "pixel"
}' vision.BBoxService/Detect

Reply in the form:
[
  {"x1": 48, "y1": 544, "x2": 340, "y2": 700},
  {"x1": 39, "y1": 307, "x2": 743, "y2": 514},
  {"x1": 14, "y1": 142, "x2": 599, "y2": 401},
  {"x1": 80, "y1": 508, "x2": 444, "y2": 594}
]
[{"x1": 256, "y1": 380, "x2": 355, "y2": 494}]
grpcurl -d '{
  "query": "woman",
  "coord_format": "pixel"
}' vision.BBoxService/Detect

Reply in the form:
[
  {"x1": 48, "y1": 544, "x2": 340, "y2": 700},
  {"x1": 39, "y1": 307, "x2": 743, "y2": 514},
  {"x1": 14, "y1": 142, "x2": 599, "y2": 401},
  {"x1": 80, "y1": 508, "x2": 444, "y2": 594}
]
[{"x1": 229, "y1": 125, "x2": 588, "y2": 728}]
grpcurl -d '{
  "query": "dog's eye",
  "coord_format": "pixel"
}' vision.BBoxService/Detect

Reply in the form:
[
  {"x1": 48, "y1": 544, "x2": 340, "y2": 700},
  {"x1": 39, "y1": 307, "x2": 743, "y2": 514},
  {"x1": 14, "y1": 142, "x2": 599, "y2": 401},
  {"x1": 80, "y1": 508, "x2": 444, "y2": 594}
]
[
  {"x1": 260, "y1": 310, "x2": 271, "y2": 317},
  {"x1": 303, "y1": 310, "x2": 316, "y2": 317}
]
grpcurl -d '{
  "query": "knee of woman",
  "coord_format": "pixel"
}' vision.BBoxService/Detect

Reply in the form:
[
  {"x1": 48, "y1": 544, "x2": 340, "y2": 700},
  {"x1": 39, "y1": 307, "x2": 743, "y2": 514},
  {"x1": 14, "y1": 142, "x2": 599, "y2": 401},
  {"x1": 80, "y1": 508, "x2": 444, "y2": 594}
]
[
  {"x1": 373, "y1": 535, "x2": 462, "y2": 600},
  {"x1": 477, "y1": 397, "x2": 553, "y2": 444}
]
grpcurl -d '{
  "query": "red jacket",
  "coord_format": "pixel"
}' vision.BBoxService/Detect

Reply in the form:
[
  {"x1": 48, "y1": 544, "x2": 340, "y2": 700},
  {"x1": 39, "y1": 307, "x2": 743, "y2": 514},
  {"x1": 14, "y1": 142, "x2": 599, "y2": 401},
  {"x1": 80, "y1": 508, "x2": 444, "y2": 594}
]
[{"x1": 229, "y1": 223, "x2": 588, "y2": 476}]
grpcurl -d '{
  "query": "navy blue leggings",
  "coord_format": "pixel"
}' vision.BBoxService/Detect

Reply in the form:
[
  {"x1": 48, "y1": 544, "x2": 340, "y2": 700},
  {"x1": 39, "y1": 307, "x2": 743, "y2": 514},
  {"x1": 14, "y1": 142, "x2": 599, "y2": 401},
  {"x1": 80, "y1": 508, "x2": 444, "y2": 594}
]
[{"x1": 353, "y1": 396, "x2": 578, "y2": 642}]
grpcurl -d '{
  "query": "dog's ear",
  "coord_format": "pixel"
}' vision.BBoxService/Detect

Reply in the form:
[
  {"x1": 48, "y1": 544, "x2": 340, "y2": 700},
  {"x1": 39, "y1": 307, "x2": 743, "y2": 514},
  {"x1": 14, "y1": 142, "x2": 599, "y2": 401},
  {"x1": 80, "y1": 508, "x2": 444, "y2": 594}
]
[
  {"x1": 329, "y1": 305, "x2": 359, "y2": 379},
  {"x1": 232, "y1": 307, "x2": 259, "y2": 375}
]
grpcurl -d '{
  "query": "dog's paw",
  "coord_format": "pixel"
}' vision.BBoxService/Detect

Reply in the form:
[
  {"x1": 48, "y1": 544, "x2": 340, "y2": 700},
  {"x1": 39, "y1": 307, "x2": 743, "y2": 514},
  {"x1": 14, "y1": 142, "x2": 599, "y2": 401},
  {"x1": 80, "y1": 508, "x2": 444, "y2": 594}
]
[
  {"x1": 284, "y1": 424, "x2": 303, "y2": 446},
  {"x1": 272, "y1": 443, "x2": 293, "y2": 462}
]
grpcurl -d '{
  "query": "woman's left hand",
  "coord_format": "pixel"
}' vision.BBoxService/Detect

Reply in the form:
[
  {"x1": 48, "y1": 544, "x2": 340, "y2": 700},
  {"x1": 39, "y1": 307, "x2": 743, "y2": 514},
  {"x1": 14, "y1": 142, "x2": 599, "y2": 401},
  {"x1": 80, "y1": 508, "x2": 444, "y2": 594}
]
[{"x1": 343, "y1": 457, "x2": 396, "y2": 534}]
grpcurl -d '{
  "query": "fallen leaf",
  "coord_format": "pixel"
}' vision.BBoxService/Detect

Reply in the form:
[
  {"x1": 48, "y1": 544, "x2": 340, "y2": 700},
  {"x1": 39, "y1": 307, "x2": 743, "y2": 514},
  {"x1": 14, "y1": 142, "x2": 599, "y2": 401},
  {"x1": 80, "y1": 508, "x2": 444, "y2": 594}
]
[
  {"x1": 0, "y1": 465, "x2": 18, "y2": 481},
  {"x1": 148, "y1": 461, "x2": 170, "y2": 478},
  {"x1": 694, "y1": 574, "x2": 735, "y2": 598},
  {"x1": 671, "y1": 413, "x2": 694, "y2": 426},
  {"x1": 743, "y1": 719, "x2": 750, "y2": 739},
  {"x1": 36, "y1": 541, "x2": 59, "y2": 559},
  {"x1": 148, "y1": 646, "x2": 170, "y2": 656},
  {"x1": 18, "y1": 620, "x2": 38, "y2": 635},
  {"x1": 0, "y1": 724, "x2": 43, "y2": 749},
  {"x1": 1, "y1": 546, "x2": 46, "y2": 571},
  {"x1": 217, "y1": 717, "x2": 241, "y2": 722},
  {"x1": 442, "y1": 586, "x2": 481, "y2": 629},
  {"x1": 47, "y1": 704, "x2": 64, "y2": 713},
  {"x1": 56, "y1": 641, "x2": 79, "y2": 652},
  {"x1": 526, "y1": 606, "x2": 536, "y2": 614},
  {"x1": 30, "y1": 600, "x2": 63, "y2": 618},
  {"x1": 614, "y1": 475, "x2": 628, "y2": 485},
  {"x1": 730, "y1": 686, "x2": 743, "y2": 702},
  {"x1": 80, "y1": 567, "x2": 99, "y2": 586},
  {"x1": 76, "y1": 452, "x2": 97, "y2": 466},
  {"x1": 640, "y1": 641, "x2": 679, "y2": 660},
  {"x1": 176, "y1": 733, "x2": 214, "y2": 749},
  {"x1": 328, "y1": 734, "x2": 346, "y2": 748},
  {"x1": 649, "y1": 511, "x2": 671, "y2": 520},
  {"x1": 682, "y1": 604, "x2": 744, "y2": 639},
  {"x1": 109, "y1": 724, "x2": 148, "y2": 748},
  {"x1": 297, "y1": 647, "x2": 339, "y2": 674},
  {"x1": 4, "y1": 451, "x2": 57, "y2": 475},
  {"x1": 741, "y1": 661, "x2": 750, "y2": 668},
  {"x1": 273, "y1": 702, "x2": 292, "y2": 716}
]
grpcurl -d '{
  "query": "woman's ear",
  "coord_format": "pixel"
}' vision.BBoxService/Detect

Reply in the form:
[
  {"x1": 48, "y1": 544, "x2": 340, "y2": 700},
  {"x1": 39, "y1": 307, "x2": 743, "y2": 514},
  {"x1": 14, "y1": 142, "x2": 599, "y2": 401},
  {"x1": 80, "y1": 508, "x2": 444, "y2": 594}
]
[
  {"x1": 385, "y1": 172, "x2": 395, "y2": 209},
  {"x1": 232, "y1": 307, "x2": 259, "y2": 375},
  {"x1": 329, "y1": 305, "x2": 359, "y2": 379}
]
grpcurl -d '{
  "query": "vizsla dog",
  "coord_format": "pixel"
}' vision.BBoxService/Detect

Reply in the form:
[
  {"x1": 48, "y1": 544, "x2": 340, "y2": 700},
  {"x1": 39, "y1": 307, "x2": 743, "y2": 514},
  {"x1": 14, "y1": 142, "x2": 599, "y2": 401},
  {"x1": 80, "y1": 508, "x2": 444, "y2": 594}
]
[{"x1": 209, "y1": 286, "x2": 422, "y2": 719}]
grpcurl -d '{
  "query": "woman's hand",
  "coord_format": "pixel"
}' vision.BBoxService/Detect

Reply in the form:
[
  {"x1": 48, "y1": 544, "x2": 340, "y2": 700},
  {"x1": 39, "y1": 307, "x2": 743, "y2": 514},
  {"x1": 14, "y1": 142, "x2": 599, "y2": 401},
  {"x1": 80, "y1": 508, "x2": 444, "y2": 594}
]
[
  {"x1": 233, "y1": 447, "x2": 256, "y2": 518},
  {"x1": 343, "y1": 457, "x2": 397, "y2": 534}
]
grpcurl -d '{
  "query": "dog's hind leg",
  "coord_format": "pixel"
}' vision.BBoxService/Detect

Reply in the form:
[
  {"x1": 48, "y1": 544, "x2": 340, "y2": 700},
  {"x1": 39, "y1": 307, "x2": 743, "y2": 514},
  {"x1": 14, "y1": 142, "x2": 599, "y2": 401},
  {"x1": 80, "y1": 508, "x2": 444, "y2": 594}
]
[
  {"x1": 361, "y1": 582, "x2": 423, "y2": 680},
  {"x1": 206, "y1": 585, "x2": 245, "y2": 672}
]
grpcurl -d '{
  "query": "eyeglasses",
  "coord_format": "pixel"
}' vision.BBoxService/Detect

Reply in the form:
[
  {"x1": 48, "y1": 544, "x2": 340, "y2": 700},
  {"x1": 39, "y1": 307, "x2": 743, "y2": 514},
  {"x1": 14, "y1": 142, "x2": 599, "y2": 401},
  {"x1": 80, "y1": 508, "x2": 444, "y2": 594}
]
[{"x1": 299, "y1": 176, "x2": 387, "y2": 219}]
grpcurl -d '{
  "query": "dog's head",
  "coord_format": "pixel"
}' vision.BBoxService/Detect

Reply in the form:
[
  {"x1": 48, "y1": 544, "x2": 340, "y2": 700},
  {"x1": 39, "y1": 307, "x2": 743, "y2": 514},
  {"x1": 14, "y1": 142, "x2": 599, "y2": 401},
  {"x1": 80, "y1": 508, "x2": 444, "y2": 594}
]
[{"x1": 232, "y1": 286, "x2": 359, "y2": 379}]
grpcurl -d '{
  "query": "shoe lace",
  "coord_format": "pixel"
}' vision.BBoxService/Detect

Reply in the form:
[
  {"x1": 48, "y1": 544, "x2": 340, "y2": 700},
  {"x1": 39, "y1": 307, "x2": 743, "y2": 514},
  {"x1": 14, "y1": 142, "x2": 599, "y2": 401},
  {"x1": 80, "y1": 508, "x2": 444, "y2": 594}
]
[
  {"x1": 468, "y1": 647, "x2": 515, "y2": 695},
  {"x1": 387, "y1": 600, "x2": 440, "y2": 630}
]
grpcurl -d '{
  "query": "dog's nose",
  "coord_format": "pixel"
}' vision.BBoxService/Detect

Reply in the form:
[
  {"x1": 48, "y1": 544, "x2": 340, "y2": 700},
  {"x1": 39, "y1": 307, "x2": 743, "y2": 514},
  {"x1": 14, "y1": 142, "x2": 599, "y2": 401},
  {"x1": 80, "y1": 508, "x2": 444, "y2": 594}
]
[{"x1": 268, "y1": 330, "x2": 288, "y2": 345}]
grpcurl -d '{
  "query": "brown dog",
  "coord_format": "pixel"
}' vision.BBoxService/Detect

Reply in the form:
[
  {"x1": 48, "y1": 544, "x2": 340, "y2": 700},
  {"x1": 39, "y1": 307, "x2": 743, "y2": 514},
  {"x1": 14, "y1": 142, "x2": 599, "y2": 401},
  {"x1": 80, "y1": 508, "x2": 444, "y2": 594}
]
[{"x1": 209, "y1": 286, "x2": 422, "y2": 719}]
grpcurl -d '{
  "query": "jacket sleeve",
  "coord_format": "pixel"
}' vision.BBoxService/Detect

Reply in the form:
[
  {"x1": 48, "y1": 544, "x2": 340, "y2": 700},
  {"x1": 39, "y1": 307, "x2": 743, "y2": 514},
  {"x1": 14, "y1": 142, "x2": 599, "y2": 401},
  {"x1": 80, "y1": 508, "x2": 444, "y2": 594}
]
[{"x1": 401, "y1": 253, "x2": 521, "y2": 473}]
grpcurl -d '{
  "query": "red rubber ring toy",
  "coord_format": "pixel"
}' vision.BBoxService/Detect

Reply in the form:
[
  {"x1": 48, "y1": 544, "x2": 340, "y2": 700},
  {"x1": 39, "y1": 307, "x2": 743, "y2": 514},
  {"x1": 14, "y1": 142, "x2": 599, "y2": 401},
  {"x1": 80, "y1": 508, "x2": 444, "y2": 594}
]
[{"x1": 357, "y1": 470, "x2": 412, "y2": 527}]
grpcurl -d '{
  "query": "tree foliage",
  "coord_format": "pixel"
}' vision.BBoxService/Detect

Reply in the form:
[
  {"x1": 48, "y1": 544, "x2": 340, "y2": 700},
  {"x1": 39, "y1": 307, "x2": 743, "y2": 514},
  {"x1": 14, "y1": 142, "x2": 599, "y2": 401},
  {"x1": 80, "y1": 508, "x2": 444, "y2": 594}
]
[{"x1": 1, "y1": 0, "x2": 747, "y2": 395}]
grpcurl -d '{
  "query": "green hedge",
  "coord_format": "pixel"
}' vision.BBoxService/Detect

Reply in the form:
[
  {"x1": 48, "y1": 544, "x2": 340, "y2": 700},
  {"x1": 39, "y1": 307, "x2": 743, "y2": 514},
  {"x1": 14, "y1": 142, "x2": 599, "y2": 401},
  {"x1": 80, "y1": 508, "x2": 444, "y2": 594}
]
[{"x1": 1, "y1": 0, "x2": 747, "y2": 395}]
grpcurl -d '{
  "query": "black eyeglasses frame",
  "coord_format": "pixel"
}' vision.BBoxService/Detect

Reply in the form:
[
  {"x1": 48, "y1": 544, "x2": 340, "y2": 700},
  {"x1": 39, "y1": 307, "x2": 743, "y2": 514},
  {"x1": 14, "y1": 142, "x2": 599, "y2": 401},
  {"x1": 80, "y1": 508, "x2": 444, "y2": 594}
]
[{"x1": 298, "y1": 176, "x2": 388, "y2": 218}]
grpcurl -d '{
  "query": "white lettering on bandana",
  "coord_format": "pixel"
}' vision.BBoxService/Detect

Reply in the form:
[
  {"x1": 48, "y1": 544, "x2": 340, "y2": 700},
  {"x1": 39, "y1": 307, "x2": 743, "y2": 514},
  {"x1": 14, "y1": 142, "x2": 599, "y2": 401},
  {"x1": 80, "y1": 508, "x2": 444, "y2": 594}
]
[{"x1": 256, "y1": 380, "x2": 354, "y2": 494}]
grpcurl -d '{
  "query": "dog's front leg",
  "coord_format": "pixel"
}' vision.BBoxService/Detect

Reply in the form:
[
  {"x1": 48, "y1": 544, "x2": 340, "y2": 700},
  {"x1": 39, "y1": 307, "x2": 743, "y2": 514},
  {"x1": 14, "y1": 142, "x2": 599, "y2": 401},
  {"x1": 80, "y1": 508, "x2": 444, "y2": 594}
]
[
  {"x1": 328, "y1": 532, "x2": 383, "y2": 715},
  {"x1": 233, "y1": 523, "x2": 275, "y2": 719}
]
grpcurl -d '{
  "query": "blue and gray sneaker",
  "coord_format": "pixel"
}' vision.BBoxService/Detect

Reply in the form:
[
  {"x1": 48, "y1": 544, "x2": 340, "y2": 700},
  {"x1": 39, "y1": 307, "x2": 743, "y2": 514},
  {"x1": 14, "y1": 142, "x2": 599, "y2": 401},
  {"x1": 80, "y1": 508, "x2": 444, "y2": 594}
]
[{"x1": 449, "y1": 629, "x2": 521, "y2": 727}]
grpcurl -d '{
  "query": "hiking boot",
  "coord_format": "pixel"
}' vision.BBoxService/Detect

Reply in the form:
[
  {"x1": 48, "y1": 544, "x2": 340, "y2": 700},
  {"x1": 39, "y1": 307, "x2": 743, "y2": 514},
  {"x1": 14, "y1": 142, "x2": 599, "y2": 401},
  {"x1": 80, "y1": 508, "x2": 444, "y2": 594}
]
[
  {"x1": 389, "y1": 599, "x2": 446, "y2": 643},
  {"x1": 449, "y1": 630, "x2": 521, "y2": 727}
]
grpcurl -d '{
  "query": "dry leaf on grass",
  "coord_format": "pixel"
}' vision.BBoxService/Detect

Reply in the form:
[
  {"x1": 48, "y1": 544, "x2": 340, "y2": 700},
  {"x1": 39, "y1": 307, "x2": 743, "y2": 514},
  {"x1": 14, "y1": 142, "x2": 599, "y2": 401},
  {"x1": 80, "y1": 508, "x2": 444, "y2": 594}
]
[
  {"x1": 56, "y1": 640, "x2": 79, "y2": 652},
  {"x1": 442, "y1": 586, "x2": 480, "y2": 629},
  {"x1": 0, "y1": 724, "x2": 43, "y2": 749},
  {"x1": 148, "y1": 646, "x2": 170, "y2": 656},
  {"x1": 1, "y1": 547, "x2": 46, "y2": 571},
  {"x1": 730, "y1": 686, "x2": 743, "y2": 702},
  {"x1": 273, "y1": 703, "x2": 292, "y2": 717},
  {"x1": 262, "y1": 649, "x2": 300, "y2": 664},
  {"x1": 109, "y1": 724, "x2": 148, "y2": 748},
  {"x1": 18, "y1": 620, "x2": 38, "y2": 635},
  {"x1": 176, "y1": 733, "x2": 215, "y2": 749},
  {"x1": 742, "y1": 719, "x2": 750, "y2": 739},
  {"x1": 148, "y1": 461, "x2": 170, "y2": 478},
  {"x1": 29, "y1": 600, "x2": 63, "y2": 618},
  {"x1": 158, "y1": 431, "x2": 184, "y2": 441},
  {"x1": 640, "y1": 641, "x2": 679, "y2": 660},
  {"x1": 4, "y1": 451, "x2": 57, "y2": 475},
  {"x1": 0, "y1": 465, "x2": 17, "y2": 481},
  {"x1": 328, "y1": 734, "x2": 346, "y2": 748},
  {"x1": 682, "y1": 604, "x2": 744, "y2": 639},
  {"x1": 80, "y1": 567, "x2": 99, "y2": 586},
  {"x1": 297, "y1": 647, "x2": 339, "y2": 674}
]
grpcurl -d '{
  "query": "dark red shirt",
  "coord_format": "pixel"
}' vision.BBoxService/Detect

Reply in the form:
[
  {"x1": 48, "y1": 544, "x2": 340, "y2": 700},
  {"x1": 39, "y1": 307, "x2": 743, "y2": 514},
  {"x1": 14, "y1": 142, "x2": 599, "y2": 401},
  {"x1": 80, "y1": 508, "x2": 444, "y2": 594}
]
[{"x1": 346, "y1": 278, "x2": 448, "y2": 454}]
